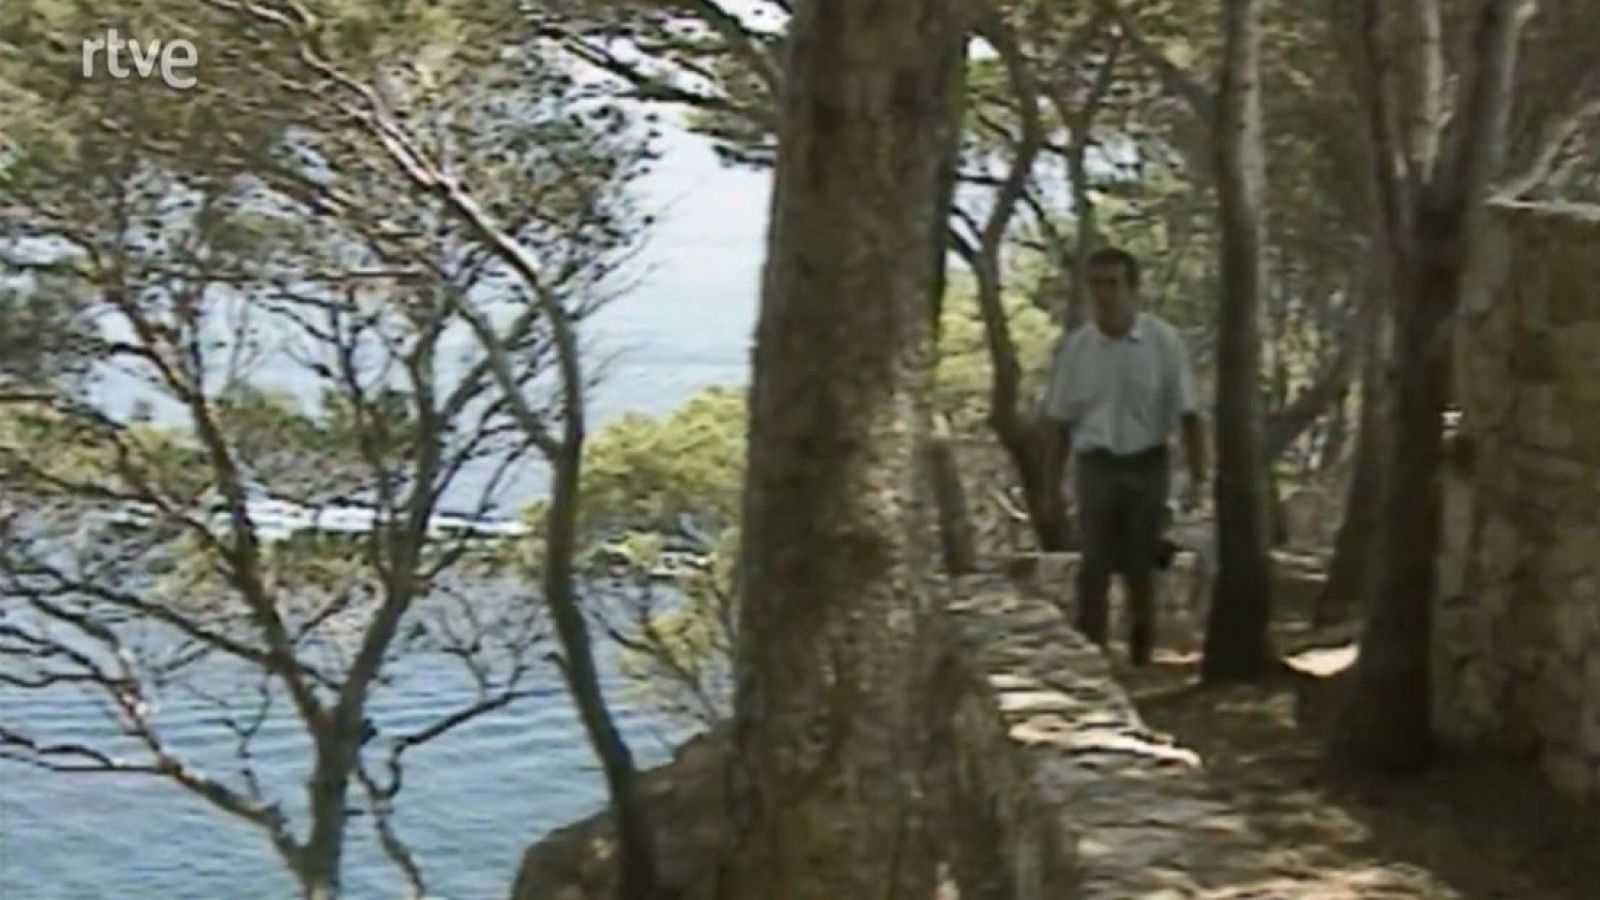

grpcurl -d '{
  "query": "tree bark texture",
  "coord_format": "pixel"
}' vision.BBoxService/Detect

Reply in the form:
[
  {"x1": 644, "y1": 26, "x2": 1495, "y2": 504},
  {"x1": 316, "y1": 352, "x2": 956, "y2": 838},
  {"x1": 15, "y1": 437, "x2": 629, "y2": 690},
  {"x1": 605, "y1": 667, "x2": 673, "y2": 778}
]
[
  {"x1": 544, "y1": 438, "x2": 659, "y2": 898},
  {"x1": 717, "y1": 1, "x2": 968, "y2": 897},
  {"x1": 928, "y1": 39, "x2": 979, "y2": 575},
  {"x1": 299, "y1": 734, "x2": 356, "y2": 899},
  {"x1": 928, "y1": 413, "x2": 980, "y2": 574},
  {"x1": 1339, "y1": 239, "x2": 1455, "y2": 770},
  {"x1": 1317, "y1": 299, "x2": 1388, "y2": 625},
  {"x1": 971, "y1": 246, "x2": 1071, "y2": 554},
  {"x1": 1337, "y1": 0, "x2": 1530, "y2": 773},
  {"x1": 1202, "y1": 0, "x2": 1277, "y2": 682}
]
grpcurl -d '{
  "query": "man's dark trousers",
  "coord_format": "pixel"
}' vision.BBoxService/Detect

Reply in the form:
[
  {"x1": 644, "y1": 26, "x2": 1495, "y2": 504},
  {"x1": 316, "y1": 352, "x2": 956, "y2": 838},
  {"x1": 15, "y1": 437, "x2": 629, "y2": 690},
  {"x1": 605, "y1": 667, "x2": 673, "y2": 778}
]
[{"x1": 1073, "y1": 446, "x2": 1169, "y2": 664}]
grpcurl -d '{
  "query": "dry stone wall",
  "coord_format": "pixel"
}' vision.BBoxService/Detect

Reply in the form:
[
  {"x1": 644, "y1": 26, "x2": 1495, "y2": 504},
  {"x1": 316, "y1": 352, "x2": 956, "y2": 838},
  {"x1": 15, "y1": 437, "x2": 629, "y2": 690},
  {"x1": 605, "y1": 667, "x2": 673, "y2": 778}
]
[
  {"x1": 1435, "y1": 200, "x2": 1600, "y2": 799},
  {"x1": 514, "y1": 572, "x2": 1227, "y2": 900}
]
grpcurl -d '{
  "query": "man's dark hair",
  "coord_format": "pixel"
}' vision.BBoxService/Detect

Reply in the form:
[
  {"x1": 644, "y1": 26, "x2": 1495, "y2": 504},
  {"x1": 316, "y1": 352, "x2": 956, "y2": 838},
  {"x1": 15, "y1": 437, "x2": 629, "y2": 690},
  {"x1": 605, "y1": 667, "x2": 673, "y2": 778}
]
[{"x1": 1086, "y1": 246, "x2": 1141, "y2": 288}]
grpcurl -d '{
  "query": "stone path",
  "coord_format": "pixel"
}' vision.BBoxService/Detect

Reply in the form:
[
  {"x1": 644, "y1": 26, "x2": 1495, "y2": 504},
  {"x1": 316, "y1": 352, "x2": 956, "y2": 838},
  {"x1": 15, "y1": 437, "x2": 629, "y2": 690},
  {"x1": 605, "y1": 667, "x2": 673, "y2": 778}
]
[
  {"x1": 515, "y1": 566, "x2": 1599, "y2": 899},
  {"x1": 948, "y1": 575, "x2": 1458, "y2": 899}
]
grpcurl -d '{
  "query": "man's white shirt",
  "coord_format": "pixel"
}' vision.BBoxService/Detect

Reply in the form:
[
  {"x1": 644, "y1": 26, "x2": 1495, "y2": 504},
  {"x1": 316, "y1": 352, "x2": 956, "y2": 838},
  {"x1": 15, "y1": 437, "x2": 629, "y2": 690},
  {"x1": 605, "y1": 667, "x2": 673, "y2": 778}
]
[{"x1": 1042, "y1": 312, "x2": 1199, "y2": 455}]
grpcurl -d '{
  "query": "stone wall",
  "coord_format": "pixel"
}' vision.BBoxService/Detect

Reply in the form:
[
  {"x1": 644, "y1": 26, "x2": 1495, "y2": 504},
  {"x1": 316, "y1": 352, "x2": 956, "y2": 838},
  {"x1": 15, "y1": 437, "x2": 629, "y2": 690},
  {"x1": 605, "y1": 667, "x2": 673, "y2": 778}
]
[
  {"x1": 1435, "y1": 201, "x2": 1600, "y2": 799},
  {"x1": 512, "y1": 573, "x2": 1220, "y2": 899},
  {"x1": 945, "y1": 577, "x2": 1250, "y2": 899}
]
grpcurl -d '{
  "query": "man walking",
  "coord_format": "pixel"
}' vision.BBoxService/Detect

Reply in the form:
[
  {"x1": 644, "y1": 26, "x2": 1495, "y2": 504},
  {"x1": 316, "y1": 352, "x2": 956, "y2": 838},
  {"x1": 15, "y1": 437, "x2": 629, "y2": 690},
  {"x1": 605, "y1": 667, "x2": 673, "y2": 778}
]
[{"x1": 1043, "y1": 247, "x2": 1208, "y2": 665}]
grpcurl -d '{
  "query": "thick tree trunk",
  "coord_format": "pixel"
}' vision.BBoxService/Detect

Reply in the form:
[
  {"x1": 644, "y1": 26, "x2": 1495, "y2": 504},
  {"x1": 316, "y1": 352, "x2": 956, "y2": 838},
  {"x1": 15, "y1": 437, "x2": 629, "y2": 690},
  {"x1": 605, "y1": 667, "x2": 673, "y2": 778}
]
[
  {"x1": 1336, "y1": 245, "x2": 1455, "y2": 771},
  {"x1": 928, "y1": 40, "x2": 979, "y2": 575},
  {"x1": 1202, "y1": 0, "x2": 1276, "y2": 682},
  {"x1": 717, "y1": 2, "x2": 966, "y2": 897},
  {"x1": 1335, "y1": 0, "x2": 1529, "y2": 774}
]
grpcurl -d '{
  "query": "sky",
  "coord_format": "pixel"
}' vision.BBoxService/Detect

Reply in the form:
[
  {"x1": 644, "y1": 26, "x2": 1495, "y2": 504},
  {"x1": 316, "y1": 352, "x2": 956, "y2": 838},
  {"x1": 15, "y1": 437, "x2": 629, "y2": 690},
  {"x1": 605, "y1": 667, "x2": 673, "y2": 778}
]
[
  {"x1": 68, "y1": 124, "x2": 771, "y2": 508},
  {"x1": 583, "y1": 126, "x2": 770, "y2": 420}
]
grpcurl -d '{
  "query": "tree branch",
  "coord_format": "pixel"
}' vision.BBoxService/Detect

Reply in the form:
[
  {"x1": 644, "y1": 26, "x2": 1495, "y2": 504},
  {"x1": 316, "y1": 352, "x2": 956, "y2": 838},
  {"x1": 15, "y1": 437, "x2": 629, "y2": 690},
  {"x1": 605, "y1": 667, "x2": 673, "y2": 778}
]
[
  {"x1": 1497, "y1": 72, "x2": 1600, "y2": 200},
  {"x1": 1266, "y1": 347, "x2": 1356, "y2": 460},
  {"x1": 0, "y1": 608, "x2": 304, "y2": 868},
  {"x1": 975, "y1": 11, "x2": 1046, "y2": 259},
  {"x1": 1358, "y1": 0, "x2": 1415, "y2": 250},
  {"x1": 675, "y1": 0, "x2": 782, "y2": 95},
  {"x1": 1092, "y1": 0, "x2": 1216, "y2": 123},
  {"x1": 554, "y1": 31, "x2": 771, "y2": 125},
  {"x1": 1435, "y1": 0, "x2": 1536, "y2": 220}
]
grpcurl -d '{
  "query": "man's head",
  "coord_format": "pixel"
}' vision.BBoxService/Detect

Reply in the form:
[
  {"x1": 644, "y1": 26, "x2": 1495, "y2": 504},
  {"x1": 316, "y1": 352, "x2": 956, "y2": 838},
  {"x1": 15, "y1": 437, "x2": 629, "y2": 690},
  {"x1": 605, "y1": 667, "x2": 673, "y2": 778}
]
[{"x1": 1085, "y1": 246, "x2": 1140, "y2": 332}]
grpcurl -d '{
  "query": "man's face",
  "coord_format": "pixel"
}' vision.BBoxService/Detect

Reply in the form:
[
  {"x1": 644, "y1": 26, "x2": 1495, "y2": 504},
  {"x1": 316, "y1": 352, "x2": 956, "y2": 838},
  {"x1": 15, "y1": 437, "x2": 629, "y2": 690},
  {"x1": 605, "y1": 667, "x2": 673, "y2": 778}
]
[{"x1": 1087, "y1": 262, "x2": 1133, "y2": 321}]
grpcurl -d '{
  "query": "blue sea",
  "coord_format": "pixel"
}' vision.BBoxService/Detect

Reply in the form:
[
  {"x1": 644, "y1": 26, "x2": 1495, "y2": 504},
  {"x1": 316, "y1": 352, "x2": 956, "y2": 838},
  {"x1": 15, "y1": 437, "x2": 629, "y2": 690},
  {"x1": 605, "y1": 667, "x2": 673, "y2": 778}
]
[
  {"x1": 0, "y1": 643, "x2": 692, "y2": 899},
  {"x1": 0, "y1": 132, "x2": 768, "y2": 899}
]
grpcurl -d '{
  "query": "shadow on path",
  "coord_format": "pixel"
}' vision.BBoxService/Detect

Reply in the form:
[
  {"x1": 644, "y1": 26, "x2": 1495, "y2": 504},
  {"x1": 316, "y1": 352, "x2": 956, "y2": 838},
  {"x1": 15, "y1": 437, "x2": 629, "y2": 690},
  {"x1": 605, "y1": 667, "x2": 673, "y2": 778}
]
[{"x1": 1115, "y1": 617, "x2": 1600, "y2": 899}]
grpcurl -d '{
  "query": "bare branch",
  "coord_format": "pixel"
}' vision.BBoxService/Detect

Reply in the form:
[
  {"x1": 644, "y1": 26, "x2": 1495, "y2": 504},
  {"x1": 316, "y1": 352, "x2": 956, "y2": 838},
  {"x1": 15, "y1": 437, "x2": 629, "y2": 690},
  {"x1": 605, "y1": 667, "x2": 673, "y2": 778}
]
[
  {"x1": 1092, "y1": 0, "x2": 1216, "y2": 123},
  {"x1": 0, "y1": 729, "x2": 160, "y2": 774},
  {"x1": 0, "y1": 614, "x2": 303, "y2": 867},
  {"x1": 975, "y1": 11, "x2": 1046, "y2": 258},
  {"x1": 355, "y1": 763, "x2": 427, "y2": 896},
  {"x1": 1497, "y1": 74, "x2": 1600, "y2": 200},
  {"x1": 556, "y1": 32, "x2": 768, "y2": 122},
  {"x1": 675, "y1": 0, "x2": 782, "y2": 94},
  {"x1": 1266, "y1": 344, "x2": 1356, "y2": 461}
]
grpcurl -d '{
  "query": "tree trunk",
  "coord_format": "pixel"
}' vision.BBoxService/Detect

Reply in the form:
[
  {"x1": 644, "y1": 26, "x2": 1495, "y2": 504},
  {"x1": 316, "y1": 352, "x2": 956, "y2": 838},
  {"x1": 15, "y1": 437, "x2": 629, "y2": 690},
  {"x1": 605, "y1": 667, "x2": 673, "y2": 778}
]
[
  {"x1": 1317, "y1": 386, "x2": 1351, "y2": 472},
  {"x1": 962, "y1": 15, "x2": 1071, "y2": 556},
  {"x1": 1335, "y1": 0, "x2": 1529, "y2": 773},
  {"x1": 1066, "y1": 137, "x2": 1096, "y2": 332},
  {"x1": 929, "y1": 40, "x2": 966, "y2": 337},
  {"x1": 299, "y1": 735, "x2": 356, "y2": 899},
  {"x1": 1202, "y1": 0, "x2": 1276, "y2": 682},
  {"x1": 1316, "y1": 302, "x2": 1387, "y2": 625},
  {"x1": 544, "y1": 436, "x2": 658, "y2": 899},
  {"x1": 928, "y1": 413, "x2": 979, "y2": 573},
  {"x1": 928, "y1": 39, "x2": 979, "y2": 575},
  {"x1": 717, "y1": 1, "x2": 966, "y2": 897},
  {"x1": 966, "y1": 251, "x2": 1072, "y2": 554},
  {"x1": 1336, "y1": 244, "x2": 1455, "y2": 771},
  {"x1": 1266, "y1": 465, "x2": 1287, "y2": 548},
  {"x1": 1010, "y1": 422, "x2": 1072, "y2": 552},
  {"x1": 1320, "y1": 401, "x2": 1383, "y2": 624}
]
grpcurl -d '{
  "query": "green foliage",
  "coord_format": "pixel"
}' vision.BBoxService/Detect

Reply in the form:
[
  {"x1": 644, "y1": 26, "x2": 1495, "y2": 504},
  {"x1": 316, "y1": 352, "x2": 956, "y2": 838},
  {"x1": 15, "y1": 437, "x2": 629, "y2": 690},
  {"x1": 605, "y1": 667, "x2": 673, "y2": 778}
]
[
  {"x1": 578, "y1": 386, "x2": 746, "y2": 540},
  {"x1": 561, "y1": 287, "x2": 1065, "y2": 723},
  {"x1": 0, "y1": 4, "x2": 652, "y2": 887},
  {"x1": 934, "y1": 274, "x2": 1058, "y2": 426},
  {"x1": 597, "y1": 528, "x2": 738, "y2": 728},
  {"x1": 0, "y1": 400, "x2": 209, "y2": 502},
  {"x1": 516, "y1": 385, "x2": 746, "y2": 726},
  {"x1": 0, "y1": 274, "x2": 96, "y2": 384}
]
